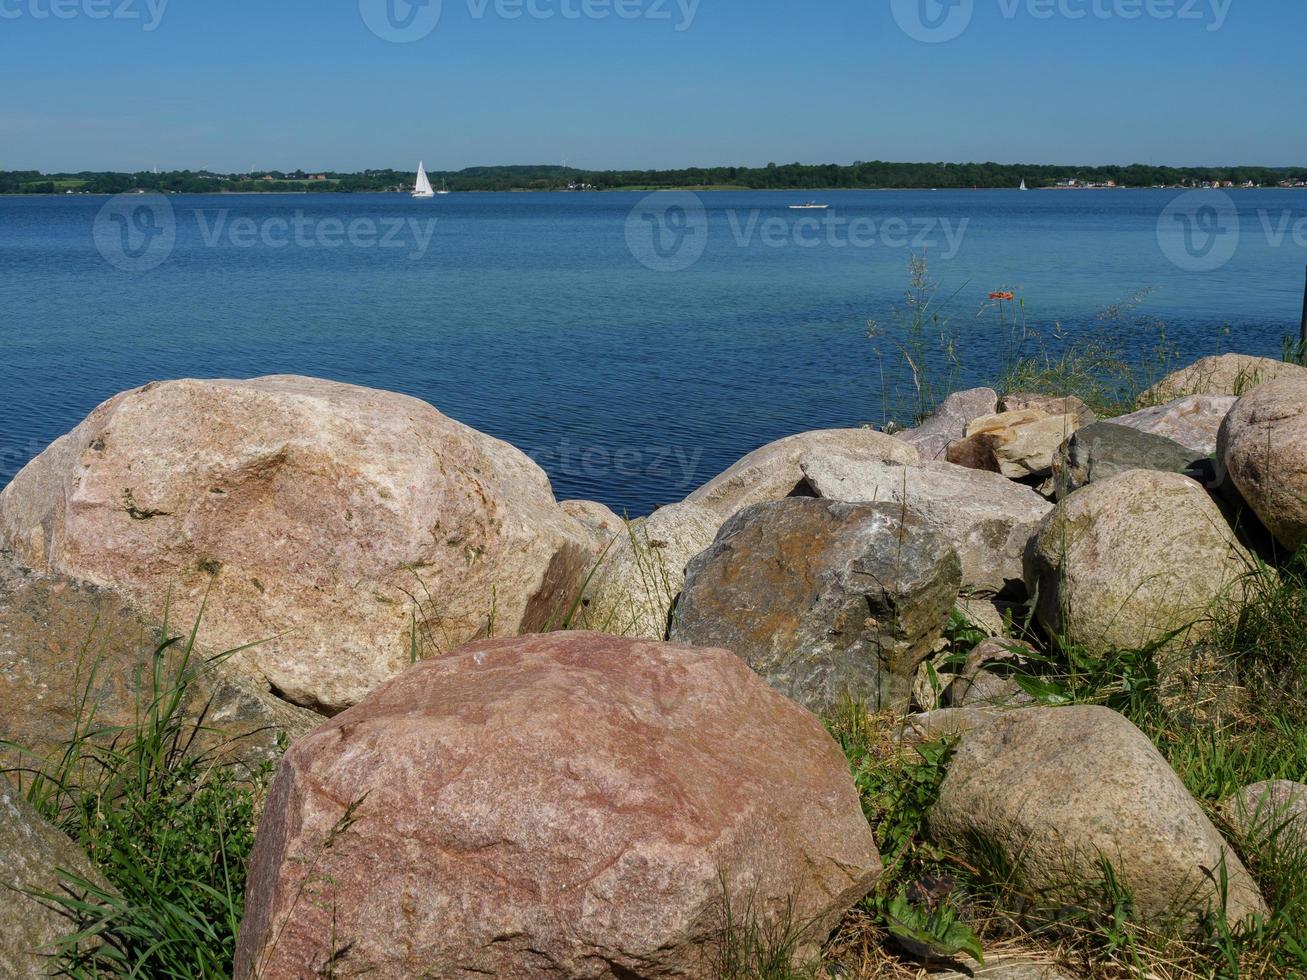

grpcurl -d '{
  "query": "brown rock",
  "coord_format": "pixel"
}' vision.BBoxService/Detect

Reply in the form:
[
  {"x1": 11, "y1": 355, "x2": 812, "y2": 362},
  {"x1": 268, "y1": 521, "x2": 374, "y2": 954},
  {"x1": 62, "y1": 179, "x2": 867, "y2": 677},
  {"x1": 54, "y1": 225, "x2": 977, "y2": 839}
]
[
  {"x1": 234, "y1": 632, "x2": 882, "y2": 979},
  {"x1": 0, "y1": 377, "x2": 593, "y2": 714},
  {"x1": 1000, "y1": 392, "x2": 1098, "y2": 428},
  {"x1": 669, "y1": 498, "x2": 961, "y2": 714},
  {"x1": 945, "y1": 433, "x2": 1003, "y2": 473},
  {"x1": 1217, "y1": 376, "x2": 1307, "y2": 551},
  {"x1": 929, "y1": 706, "x2": 1267, "y2": 932},
  {"x1": 684, "y1": 429, "x2": 918, "y2": 520},
  {"x1": 1141, "y1": 354, "x2": 1307, "y2": 405},
  {"x1": 0, "y1": 553, "x2": 315, "y2": 780},
  {"x1": 559, "y1": 499, "x2": 627, "y2": 563},
  {"x1": 961, "y1": 410, "x2": 1081, "y2": 479}
]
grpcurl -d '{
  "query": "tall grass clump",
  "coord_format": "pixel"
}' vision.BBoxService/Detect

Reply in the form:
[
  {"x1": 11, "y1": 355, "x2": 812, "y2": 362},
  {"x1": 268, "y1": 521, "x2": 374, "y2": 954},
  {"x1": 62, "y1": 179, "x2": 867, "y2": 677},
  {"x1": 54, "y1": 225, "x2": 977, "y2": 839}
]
[
  {"x1": 868, "y1": 256, "x2": 1193, "y2": 428},
  {"x1": 990, "y1": 287, "x2": 1182, "y2": 417},
  {"x1": 868, "y1": 254, "x2": 969, "y2": 427},
  {"x1": 2, "y1": 604, "x2": 273, "y2": 979}
]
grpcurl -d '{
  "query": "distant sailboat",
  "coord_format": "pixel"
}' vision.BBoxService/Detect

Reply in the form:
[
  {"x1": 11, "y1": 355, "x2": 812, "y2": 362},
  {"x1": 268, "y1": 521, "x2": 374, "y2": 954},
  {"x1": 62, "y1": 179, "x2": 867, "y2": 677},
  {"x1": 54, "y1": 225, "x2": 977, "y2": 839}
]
[
  {"x1": 412, "y1": 162, "x2": 435, "y2": 199},
  {"x1": 436, "y1": 179, "x2": 451, "y2": 195},
  {"x1": 1019, "y1": 179, "x2": 1028, "y2": 191}
]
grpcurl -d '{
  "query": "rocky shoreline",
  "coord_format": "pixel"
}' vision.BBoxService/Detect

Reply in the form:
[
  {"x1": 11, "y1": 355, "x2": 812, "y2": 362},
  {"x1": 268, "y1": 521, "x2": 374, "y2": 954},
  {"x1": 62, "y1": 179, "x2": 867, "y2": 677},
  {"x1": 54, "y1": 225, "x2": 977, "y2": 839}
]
[{"x1": 2, "y1": 352, "x2": 1305, "y2": 978}]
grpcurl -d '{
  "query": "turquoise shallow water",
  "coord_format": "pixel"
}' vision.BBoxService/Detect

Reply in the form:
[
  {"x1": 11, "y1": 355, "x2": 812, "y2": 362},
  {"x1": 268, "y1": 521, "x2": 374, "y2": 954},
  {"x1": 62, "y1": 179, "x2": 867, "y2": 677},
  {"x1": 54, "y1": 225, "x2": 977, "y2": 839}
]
[{"x1": 1, "y1": 189, "x2": 1304, "y2": 514}]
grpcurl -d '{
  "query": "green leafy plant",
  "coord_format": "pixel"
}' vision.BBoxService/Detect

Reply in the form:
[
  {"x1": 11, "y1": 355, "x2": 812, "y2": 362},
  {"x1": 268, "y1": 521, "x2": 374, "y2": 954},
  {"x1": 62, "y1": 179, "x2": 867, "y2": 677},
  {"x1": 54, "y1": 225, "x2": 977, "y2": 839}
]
[{"x1": 884, "y1": 889, "x2": 984, "y2": 966}]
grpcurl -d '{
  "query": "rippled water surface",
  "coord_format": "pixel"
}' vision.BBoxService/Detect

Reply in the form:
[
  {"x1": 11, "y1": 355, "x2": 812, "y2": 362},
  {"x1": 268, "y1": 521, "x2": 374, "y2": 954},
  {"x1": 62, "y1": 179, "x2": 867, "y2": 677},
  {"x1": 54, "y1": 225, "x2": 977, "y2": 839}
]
[{"x1": 2, "y1": 190, "x2": 1303, "y2": 514}]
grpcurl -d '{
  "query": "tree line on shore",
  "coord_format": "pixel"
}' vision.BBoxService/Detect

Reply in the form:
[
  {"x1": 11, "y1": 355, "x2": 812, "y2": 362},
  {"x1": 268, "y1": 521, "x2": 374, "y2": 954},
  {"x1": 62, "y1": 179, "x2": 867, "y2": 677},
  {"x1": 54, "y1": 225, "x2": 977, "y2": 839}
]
[{"x1": 4, "y1": 160, "x2": 1307, "y2": 195}]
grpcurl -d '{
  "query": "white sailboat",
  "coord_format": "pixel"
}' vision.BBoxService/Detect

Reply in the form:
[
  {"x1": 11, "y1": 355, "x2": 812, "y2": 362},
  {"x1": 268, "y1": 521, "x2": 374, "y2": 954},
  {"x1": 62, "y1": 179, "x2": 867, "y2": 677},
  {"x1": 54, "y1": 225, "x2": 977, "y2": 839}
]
[
  {"x1": 1019, "y1": 179, "x2": 1028, "y2": 191},
  {"x1": 436, "y1": 179, "x2": 450, "y2": 195},
  {"x1": 412, "y1": 161, "x2": 435, "y2": 199}
]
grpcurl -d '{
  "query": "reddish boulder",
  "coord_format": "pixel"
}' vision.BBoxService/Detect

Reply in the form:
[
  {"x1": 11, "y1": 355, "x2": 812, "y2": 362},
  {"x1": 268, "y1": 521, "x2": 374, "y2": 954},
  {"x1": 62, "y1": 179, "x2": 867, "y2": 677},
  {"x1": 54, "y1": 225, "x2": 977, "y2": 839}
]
[{"x1": 234, "y1": 632, "x2": 882, "y2": 979}]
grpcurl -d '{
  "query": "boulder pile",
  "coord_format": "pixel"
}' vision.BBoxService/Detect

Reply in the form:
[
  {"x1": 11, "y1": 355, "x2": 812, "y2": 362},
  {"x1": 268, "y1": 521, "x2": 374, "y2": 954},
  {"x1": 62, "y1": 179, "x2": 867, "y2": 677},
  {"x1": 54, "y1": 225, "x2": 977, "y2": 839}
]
[{"x1": 2, "y1": 352, "x2": 1303, "y2": 974}]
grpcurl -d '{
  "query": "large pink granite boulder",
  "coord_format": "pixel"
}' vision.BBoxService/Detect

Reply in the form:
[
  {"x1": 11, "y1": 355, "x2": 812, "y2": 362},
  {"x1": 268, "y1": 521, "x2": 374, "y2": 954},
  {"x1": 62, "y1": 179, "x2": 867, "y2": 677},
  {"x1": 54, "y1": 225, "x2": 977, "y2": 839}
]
[
  {"x1": 1217, "y1": 376, "x2": 1307, "y2": 551},
  {"x1": 234, "y1": 632, "x2": 882, "y2": 979},
  {"x1": 0, "y1": 376, "x2": 592, "y2": 713}
]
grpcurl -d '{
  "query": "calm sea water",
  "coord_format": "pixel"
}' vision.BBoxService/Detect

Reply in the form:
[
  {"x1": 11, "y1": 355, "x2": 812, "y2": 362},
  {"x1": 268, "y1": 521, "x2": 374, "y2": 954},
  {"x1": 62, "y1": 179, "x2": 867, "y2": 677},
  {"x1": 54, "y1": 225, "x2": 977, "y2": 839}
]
[{"x1": 2, "y1": 189, "x2": 1304, "y2": 514}]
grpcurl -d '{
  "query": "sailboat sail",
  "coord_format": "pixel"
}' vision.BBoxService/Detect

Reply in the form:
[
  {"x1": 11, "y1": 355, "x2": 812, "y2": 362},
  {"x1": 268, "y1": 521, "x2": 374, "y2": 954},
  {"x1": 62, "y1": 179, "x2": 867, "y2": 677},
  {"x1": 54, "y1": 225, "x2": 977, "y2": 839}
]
[
  {"x1": 1019, "y1": 179, "x2": 1028, "y2": 191},
  {"x1": 413, "y1": 162, "x2": 434, "y2": 198}
]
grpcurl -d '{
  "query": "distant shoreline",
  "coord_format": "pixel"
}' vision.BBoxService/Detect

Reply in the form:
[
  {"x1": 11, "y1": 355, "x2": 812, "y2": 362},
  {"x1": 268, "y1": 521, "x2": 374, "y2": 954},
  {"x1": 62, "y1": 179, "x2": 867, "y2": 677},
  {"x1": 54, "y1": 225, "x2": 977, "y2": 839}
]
[
  {"x1": 7, "y1": 161, "x2": 1306, "y2": 197},
  {"x1": 6, "y1": 185, "x2": 1304, "y2": 198}
]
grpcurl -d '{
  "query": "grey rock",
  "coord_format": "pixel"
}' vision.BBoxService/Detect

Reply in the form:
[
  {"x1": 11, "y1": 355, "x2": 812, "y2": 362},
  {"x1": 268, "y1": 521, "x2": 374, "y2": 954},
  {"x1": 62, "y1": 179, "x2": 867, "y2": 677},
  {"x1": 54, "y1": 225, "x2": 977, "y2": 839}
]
[
  {"x1": 1052, "y1": 422, "x2": 1206, "y2": 499},
  {"x1": 685, "y1": 429, "x2": 918, "y2": 521},
  {"x1": 2, "y1": 778, "x2": 110, "y2": 977},
  {"x1": 953, "y1": 596, "x2": 1010, "y2": 637},
  {"x1": 946, "y1": 637, "x2": 1036, "y2": 708},
  {"x1": 926, "y1": 956, "x2": 1079, "y2": 980},
  {"x1": 800, "y1": 455, "x2": 1051, "y2": 598},
  {"x1": 899, "y1": 705, "x2": 1007, "y2": 746},
  {"x1": 670, "y1": 498, "x2": 961, "y2": 714},
  {"x1": 1111, "y1": 395, "x2": 1238, "y2": 455},
  {"x1": 1220, "y1": 780, "x2": 1307, "y2": 850},
  {"x1": 1024, "y1": 471, "x2": 1256, "y2": 657},
  {"x1": 894, "y1": 388, "x2": 1000, "y2": 462},
  {"x1": 929, "y1": 706, "x2": 1267, "y2": 932}
]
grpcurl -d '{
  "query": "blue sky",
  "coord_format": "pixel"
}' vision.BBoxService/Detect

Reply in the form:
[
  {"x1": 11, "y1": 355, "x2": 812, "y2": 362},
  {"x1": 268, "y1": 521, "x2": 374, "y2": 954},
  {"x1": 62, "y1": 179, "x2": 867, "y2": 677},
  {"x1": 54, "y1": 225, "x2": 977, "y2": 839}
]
[{"x1": 2, "y1": 0, "x2": 1303, "y2": 172}]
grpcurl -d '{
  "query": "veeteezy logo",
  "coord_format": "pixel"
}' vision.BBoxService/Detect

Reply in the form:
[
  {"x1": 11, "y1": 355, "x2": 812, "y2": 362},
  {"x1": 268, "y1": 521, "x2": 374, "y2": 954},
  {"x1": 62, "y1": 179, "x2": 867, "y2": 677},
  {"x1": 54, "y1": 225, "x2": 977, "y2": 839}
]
[
  {"x1": 0, "y1": 0, "x2": 169, "y2": 30},
  {"x1": 358, "y1": 0, "x2": 444, "y2": 42},
  {"x1": 93, "y1": 193, "x2": 440, "y2": 272},
  {"x1": 193, "y1": 211, "x2": 439, "y2": 259},
  {"x1": 894, "y1": 0, "x2": 1231, "y2": 43},
  {"x1": 1157, "y1": 190, "x2": 1307, "y2": 272},
  {"x1": 360, "y1": 0, "x2": 698, "y2": 42},
  {"x1": 625, "y1": 192, "x2": 709, "y2": 272},
  {"x1": 93, "y1": 193, "x2": 177, "y2": 272},
  {"x1": 1157, "y1": 190, "x2": 1240, "y2": 272},
  {"x1": 625, "y1": 192, "x2": 969, "y2": 272}
]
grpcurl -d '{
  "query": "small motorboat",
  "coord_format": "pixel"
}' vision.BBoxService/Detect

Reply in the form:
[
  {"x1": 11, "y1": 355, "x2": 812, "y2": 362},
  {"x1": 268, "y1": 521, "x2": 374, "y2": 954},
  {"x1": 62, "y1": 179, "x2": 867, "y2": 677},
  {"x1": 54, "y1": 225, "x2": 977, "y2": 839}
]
[{"x1": 788, "y1": 201, "x2": 829, "y2": 210}]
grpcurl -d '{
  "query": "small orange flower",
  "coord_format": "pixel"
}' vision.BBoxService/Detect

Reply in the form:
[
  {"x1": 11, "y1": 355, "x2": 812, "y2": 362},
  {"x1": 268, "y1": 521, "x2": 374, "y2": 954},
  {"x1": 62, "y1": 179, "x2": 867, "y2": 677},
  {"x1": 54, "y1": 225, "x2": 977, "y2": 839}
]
[{"x1": 988, "y1": 291, "x2": 1016, "y2": 301}]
